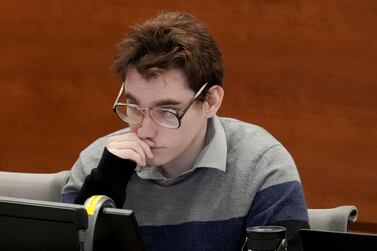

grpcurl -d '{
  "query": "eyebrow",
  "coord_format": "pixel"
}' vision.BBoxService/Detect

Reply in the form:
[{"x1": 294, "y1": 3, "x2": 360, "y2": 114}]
[{"x1": 125, "y1": 93, "x2": 182, "y2": 107}]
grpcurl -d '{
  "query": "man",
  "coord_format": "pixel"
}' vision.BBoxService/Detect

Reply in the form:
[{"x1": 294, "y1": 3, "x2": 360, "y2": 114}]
[{"x1": 62, "y1": 12, "x2": 309, "y2": 250}]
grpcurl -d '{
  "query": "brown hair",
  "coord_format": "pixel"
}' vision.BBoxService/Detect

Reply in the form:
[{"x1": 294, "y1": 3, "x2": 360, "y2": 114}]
[{"x1": 112, "y1": 12, "x2": 223, "y2": 93}]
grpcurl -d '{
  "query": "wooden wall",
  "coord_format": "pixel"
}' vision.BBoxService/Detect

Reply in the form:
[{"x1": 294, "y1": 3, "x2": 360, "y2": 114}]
[{"x1": 0, "y1": 1, "x2": 376, "y2": 230}]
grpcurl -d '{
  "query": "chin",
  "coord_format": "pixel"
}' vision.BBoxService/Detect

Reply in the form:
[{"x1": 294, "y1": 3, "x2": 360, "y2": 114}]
[
  {"x1": 147, "y1": 157, "x2": 170, "y2": 167},
  {"x1": 146, "y1": 158, "x2": 162, "y2": 167}
]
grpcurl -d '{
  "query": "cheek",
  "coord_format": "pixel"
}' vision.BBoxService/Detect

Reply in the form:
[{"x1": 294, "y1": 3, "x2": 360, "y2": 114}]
[{"x1": 172, "y1": 115, "x2": 206, "y2": 142}]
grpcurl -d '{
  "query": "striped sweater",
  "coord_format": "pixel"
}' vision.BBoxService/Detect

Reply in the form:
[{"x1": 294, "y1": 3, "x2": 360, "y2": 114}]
[{"x1": 62, "y1": 116, "x2": 309, "y2": 250}]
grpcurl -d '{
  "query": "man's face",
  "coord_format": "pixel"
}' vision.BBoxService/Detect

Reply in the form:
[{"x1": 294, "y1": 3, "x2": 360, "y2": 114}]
[{"x1": 124, "y1": 67, "x2": 209, "y2": 169}]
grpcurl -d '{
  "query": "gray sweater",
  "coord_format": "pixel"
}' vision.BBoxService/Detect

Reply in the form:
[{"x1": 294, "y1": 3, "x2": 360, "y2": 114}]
[{"x1": 62, "y1": 116, "x2": 309, "y2": 250}]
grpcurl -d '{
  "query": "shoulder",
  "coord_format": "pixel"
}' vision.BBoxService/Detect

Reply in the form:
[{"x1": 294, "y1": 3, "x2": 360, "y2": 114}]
[
  {"x1": 79, "y1": 128, "x2": 130, "y2": 159},
  {"x1": 218, "y1": 117, "x2": 299, "y2": 186},
  {"x1": 219, "y1": 117, "x2": 281, "y2": 154}
]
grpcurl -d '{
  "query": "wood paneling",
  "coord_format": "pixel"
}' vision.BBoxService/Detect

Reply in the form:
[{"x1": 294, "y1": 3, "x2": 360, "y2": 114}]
[{"x1": 0, "y1": 1, "x2": 376, "y2": 227}]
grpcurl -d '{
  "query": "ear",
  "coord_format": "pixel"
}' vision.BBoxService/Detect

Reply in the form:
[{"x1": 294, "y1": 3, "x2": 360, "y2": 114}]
[{"x1": 203, "y1": 85, "x2": 224, "y2": 118}]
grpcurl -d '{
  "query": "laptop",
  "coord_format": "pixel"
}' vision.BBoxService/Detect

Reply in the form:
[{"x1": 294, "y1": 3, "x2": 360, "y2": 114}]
[
  {"x1": 0, "y1": 196, "x2": 88, "y2": 251},
  {"x1": 0, "y1": 196, "x2": 146, "y2": 251},
  {"x1": 93, "y1": 207, "x2": 146, "y2": 251},
  {"x1": 300, "y1": 229, "x2": 377, "y2": 251}
]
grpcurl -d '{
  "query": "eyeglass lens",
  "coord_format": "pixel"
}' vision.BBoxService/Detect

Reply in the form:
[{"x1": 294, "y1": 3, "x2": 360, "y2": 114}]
[{"x1": 115, "y1": 105, "x2": 180, "y2": 128}]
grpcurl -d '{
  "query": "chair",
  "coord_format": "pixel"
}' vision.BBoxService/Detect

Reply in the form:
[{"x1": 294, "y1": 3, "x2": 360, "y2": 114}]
[
  {"x1": 308, "y1": 206, "x2": 358, "y2": 232},
  {"x1": 0, "y1": 170, "x2": 70, "y2": 202}
]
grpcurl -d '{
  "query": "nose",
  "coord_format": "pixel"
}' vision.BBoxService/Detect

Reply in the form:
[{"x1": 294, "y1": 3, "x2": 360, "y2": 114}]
[{"x1": 135, "y1": 111, "x2": 158, "y2": 139}]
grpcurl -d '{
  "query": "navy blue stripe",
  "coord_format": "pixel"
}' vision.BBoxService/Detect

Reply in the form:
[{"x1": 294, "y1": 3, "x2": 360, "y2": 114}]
[
  {"x1": 61, "y1": 192, "x2": 77, "y2": 203},
  {"x1": 140, "y1": 217, "x2": 246, "y2": 251},
  {"x1": 246, "y1": 180, "x2": 308, "y2": 226}
]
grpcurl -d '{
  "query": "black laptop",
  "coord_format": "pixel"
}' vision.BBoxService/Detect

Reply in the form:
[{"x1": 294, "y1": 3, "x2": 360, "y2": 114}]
[
  {"x1": 0, "y1": 196, "x2": 146, "y2": 251},
  {"x1": 0, "y1": 196, "x2": 88, "y2": 251},
  {"x1": 93, "y1": 207, "x2": 146, "y2": 251},
  {"x1": 300, "y1": 229, "x2": 377, "y2": 251}
]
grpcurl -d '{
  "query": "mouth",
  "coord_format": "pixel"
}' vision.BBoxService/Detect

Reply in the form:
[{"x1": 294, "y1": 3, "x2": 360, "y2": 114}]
[{"x1": 150, "y1": 146, "x2": 162, "y2": 150}]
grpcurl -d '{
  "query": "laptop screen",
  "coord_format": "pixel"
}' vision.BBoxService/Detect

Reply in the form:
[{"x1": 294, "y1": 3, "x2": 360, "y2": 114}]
[
  {"x1": 300, "y1": 229, "x2": 377, "y2": 251},
  {"x1": 0, "y1": 196, "x2": 146, "y2": 251},
  {"x1": 0, "y1": 196, "x2": 88, "y2": 251}
]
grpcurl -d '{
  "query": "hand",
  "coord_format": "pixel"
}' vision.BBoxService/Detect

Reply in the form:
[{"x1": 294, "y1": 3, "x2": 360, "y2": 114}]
[{"x1": 106, "y1": 132, "x2": 154, "y2": 167}]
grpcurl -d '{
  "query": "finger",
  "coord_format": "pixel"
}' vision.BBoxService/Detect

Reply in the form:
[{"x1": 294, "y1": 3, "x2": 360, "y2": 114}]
[
  {"x1": 108, "y1": 133, "x2": 153, "y2": 158},
  {"x1": 139, "y1": 140, "x2": 154, "y2": 159},
  {"x1": 107, "y1": 140, "x2": 147, "y2": 165},
  {"x1": 110, "y1": 148, "x2": 146, "y2": 166}
]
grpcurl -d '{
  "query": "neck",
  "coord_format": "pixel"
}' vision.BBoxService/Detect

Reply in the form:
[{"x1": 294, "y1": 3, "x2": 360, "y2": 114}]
[{"x1": 159, "y1": 122, "x2": 208, "y2": 179}]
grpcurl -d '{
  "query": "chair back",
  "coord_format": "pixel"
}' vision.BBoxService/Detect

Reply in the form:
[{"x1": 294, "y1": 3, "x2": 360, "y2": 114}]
[
  {"x1": 0, "y1": 170, "x2": 70, "y2": 202},
  {"x1": 308, "y1": 205, "x2": 358, "y2": 232}
]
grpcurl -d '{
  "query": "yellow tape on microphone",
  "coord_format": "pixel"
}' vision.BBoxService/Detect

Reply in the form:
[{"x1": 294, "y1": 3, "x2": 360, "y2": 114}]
[{"x1": 84, "y1": 195, "x2": 106, "y2": 216}]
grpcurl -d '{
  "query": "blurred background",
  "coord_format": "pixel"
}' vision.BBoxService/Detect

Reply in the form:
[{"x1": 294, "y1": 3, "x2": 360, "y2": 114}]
[{"x1": 0, "y1": 0, "x2": 376, "y2": 232}]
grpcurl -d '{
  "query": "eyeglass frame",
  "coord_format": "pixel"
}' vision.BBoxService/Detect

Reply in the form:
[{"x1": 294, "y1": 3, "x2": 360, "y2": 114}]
[{"x1": 112, "y1": 81, "x2": 209, "y2": 129}]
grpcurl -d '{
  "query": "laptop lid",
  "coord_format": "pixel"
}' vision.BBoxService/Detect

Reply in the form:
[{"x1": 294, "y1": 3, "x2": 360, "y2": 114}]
[
  {"x1": 93, "y1": 207, "x2": 146, "y2": 251},
  {"x1": 0, "y1": 196, "x2": 146, "y2": 250},
  {"x1": 0, "y1": 196, "x2": 88, "y2": 251},
  {"x1": 300, "y1": 229, "x2": 377, "y2": 251}
]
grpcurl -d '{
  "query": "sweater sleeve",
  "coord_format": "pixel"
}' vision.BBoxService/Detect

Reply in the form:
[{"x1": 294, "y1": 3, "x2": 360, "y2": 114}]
[
  {"x1": 74, "y1": 147, "x2": 136, "y2": 208},
  {"x1": 245, "y1": 144, "x2": 310, "y2": 251},
  {"x1": 246, "y1": 181, "x2": 309, "y2": 251}
]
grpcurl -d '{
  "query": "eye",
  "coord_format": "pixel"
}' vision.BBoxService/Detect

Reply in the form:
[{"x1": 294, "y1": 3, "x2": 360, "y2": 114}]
[
  {"x1": 159, "y1": 106, "x2": 178, "y2": 112},
  {"x1": 151, "y1": 108, "x2": 177, "y2": 122},
  {"x1": 126, "y1": 100, "x2": 137, "y2": 106},
  {"x1": 157, "y1": 109, "x2": 176, "y2": 117},
  {"x1": 125, "y1": 104, "x2": 142, "y2": 115}
]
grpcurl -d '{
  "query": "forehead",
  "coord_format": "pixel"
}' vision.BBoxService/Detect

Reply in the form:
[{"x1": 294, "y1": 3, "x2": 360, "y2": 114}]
[{"x1": 124, "y1": 68, "x2": 194, "y2": 105}]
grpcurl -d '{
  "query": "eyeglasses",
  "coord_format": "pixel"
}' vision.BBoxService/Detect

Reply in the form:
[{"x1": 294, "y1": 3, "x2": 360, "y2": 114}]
[{"x1": 112, "y1": 82, "x2": 208, "y2": 129}]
